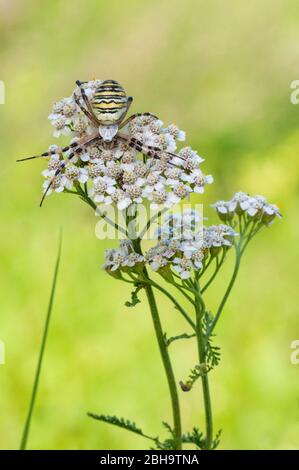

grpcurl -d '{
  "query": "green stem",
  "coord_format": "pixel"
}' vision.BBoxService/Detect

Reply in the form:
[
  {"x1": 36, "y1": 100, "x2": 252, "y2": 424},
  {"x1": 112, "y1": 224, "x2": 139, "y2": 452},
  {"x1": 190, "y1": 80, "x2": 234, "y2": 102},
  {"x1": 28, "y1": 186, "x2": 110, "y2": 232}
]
[
  {"x1": 201, "y1": 253, "x2": 225, "y2": 294},
  {"x1": 139, "y1": 208, "x2": 167, "y2": 239},
  {"x1": 240, "y1": 224, "x2": 262, "y2": 255},
  {"x1": 207, "y1": 222, "x2": 262, "y2": 337},
  {"x1": 173, "y1": 283, "x2": 196, "y2": 306},
  {"x1": 194, "y1": 281, "x2": 213, "y2": 450},
  {"x1": 80, "y1": 195, "x2": 182, "y2": 449},
  {"x1": 134, "y1": 238, "x2": 182, "y2": 450},
  {"x1": 144, "y1": 270, "x2": 182, "y2": 449},
  {"x1": 143, "y1": 279, "x2": 196, "y2": 330},
  {"x1": 208, "y1": 242, "x2": 241, "y2": 337},
  {"x1": 199, "y1": 256, "x2": 213, "y2": 278},
  {"x1": 20, "y1": 232, "x2": 62, "y2": 450},
  {"x1": 75, "y1": 185, "x2": 127, "y2": 236}
]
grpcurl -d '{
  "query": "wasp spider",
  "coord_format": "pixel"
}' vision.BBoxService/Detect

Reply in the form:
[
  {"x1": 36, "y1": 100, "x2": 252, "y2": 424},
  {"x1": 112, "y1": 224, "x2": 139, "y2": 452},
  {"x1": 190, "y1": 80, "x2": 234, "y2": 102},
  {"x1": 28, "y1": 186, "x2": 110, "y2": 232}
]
[{"x1": 18, "y1": 80, "x2": 211, "y2": 208}]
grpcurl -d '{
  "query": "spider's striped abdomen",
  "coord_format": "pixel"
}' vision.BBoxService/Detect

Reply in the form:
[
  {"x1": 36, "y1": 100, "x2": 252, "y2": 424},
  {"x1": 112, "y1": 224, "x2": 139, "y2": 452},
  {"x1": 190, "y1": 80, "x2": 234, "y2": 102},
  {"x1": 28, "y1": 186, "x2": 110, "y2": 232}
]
[{"x1": 91, "y1": 80, "x2": 128, "y2": 125}]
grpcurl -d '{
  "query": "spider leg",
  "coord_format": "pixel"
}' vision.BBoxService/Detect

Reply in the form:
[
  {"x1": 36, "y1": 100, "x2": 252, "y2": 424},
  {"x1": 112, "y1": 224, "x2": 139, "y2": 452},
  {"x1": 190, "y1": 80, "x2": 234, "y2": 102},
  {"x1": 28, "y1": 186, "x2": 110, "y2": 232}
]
[
  {"x1": 127, "y1": 96, "x2": 133, "y2": 112},
  {"x1": 73, "y1": 94, "x2": 96, "y2": 123},
  {"x1": 118, "y1": 112, "x2": 159, "y2": 129},
  {"x1": 40, "y1": 134, "x2": 102, "y2": 207},
  {"x1": 117, "y1": 133, "x2": 186, "y2": 167},
  {"x1": 75, "y1": 80, "x2": 99, "y2": 125},
  {"x1": 114, "y1": 96, "x2": 133, "y2": 125},
  {"x1": 17, "y1": 142, "x2": 81, "y2": 162},
  {"x1": 18, "y1": 128, "x2": 102, "y2": 162},
  {"x1": 117, "y1": 134, "x2": 179, "y2": 167},
  {"x1": 40, "y1": 150, "x2": 80, "y2": 206}
]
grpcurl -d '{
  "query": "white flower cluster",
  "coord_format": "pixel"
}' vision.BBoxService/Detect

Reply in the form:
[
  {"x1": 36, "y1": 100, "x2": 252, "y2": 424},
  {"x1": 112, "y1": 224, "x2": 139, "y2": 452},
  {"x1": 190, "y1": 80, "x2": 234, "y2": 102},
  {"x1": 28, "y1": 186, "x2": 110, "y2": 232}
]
[
  {"x1": 43, "y1": 80, "x2": 213, "y2": 208},
  {"x1": 212, "y1": 192, "x2": 282, "y2": 225},
  {"x1": 48, "y1": 80, "x2": 102, "y2": 138},
  {"x1": 146, "y1": 210, "x2": 237, "y2": 279},
  {"x1": 103, "y1": 211, "x2": 237, "y2": 280},
  {"x1": 103, "y1": 240, "x2": 144, "y2": 273}
]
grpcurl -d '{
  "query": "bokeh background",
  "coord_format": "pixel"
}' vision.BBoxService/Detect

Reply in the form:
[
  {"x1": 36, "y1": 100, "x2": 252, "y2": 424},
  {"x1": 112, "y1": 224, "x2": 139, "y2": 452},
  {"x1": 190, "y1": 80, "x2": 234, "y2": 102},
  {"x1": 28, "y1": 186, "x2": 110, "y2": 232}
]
[{"x1": 0, "y1": 0, "x2": 298, "y2": 450}]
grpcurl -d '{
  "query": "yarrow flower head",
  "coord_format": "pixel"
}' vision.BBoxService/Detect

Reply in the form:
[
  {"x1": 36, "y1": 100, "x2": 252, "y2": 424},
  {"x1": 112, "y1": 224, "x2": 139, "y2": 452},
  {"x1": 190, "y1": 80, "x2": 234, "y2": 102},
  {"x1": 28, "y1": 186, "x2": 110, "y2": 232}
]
[
  {"x1": 212, "y1": 192, "x2": 282, "y2": 226},
  {"x1": 145, "y1": 210, "x2": 237, "y2": 280},
  {"x1": 156, "y1": 209, "x2": 203, "y2": 241},
  {"x1": 103, "y1": 240, "x2": 144, "y2": 277},
  {"x1": 38, "y1": 79, "x2": 213, "y2": 209}
]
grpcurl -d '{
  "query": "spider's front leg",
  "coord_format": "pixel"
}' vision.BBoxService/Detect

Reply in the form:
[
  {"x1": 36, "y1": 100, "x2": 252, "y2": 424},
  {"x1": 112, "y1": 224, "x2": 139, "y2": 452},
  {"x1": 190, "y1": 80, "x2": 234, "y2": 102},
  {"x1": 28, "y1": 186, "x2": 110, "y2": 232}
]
[
  {"x1": 40, "y1": 134, "x2": 102, "y2": 206},
  {"x1": 75, "y1": 80, "x2": 99, "y2": 126},
  {"x1": 118, "y1": 132, "x2": 161, "y2": 157},
  {"x1": 17, "y1": 129, "x2": 101, "y2": 163},
  {"x1": 17, "y1": 141, "x2": 82, "y2": 162},
  {"x1": 73, "y1": 93, "x2": 95, "y2": 123},
  {"x1": 39, "y1": 132, "x2": 102, "y2": 206},
  {"x1": 118, "y1": 112, "x2": 159, "y2": 130},
  {"x1": 117, "y1": 133, "x2": 186, "y2": 167}
]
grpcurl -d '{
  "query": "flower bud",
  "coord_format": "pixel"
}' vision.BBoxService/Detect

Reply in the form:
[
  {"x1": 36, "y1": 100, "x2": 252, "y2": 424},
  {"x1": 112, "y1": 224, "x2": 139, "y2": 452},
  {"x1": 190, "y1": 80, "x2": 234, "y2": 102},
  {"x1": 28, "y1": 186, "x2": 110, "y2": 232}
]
[
  {"x1": 179, "y1": 380, "x2": 192, "y2": 392},
  {"x1": 158, "y1": 265, "x2": 174, "y2": 283},
  {"x1": 105, "y1": 267, "x2": 123, "y2": 280},
  {"x1": 210, "y1": 245, "x2": 222, "y2": 257}
]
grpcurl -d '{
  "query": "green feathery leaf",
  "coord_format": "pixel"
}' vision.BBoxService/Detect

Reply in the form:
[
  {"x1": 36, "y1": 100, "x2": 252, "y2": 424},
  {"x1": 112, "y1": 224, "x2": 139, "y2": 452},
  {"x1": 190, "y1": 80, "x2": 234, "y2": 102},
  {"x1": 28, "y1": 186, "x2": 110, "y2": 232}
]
[
  {"x1": 87, "y1": 412, "x2": 159, "y2": 445},
  {"x1": 182, "y1": 427, "x2": 205, "y2": 449},
  {"x1": 125, "y1": 284, "x2": 142, "y2": 307},
  {"x1": 164, "y1": 332, "x2": 196, "y2": 347},
  {"x1": 87, "y1": 413, "x2": 143, "y2": 436},
  {"x1": 203, "y1": 312, "x2": 221, "y2": 367},
  {"x1": 152, "y1": 422, "x2": 176, "y2": 450},
  {"x1": 179, "y1": 363, "x2": 213, "y2": 392},
  {"x1": 211, "y1": 429, "x2": 222, "y2": 449}
]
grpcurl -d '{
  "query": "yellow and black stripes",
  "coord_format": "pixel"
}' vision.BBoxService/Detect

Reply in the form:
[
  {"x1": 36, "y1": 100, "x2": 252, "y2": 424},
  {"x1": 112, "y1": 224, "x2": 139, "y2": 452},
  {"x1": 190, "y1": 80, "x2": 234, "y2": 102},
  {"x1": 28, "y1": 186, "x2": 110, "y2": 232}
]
[{"x1": 91, "y1": 80, "x2": 129, "y2": 124}]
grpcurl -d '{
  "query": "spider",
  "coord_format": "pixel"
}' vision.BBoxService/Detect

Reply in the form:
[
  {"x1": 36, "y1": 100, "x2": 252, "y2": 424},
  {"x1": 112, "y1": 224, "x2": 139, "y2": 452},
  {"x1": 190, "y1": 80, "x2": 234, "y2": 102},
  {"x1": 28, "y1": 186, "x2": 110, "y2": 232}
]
[{"x1": 18, "y1": 79, "x2": 184, "y2": 206}]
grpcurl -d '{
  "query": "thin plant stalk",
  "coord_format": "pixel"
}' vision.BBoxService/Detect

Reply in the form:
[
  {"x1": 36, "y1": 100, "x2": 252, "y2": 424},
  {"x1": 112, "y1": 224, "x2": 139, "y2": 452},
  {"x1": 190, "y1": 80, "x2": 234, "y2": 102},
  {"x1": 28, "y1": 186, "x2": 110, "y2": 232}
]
[
  {"x1": 144, "y1": 273, "x2": 182, "y2": 449},
  {"x1": 208, "y1": 244, "x2": 241, "y2": 337},
  {"x1": 77, "y1": 196, "x2": 182, "y2": 450},
  {"x1": 207, "y1": 221, "x2": 261, "y2": 337},
  {"x1": 126, "y1": 207, "x2": 182, "y2": 450},
  {"x1": 75, "y1": 184, "x2": 127, "y2": 236},
  {"x1": 143, "y1": 278, "x2": 196, "y2": 330},
  {"x1": 81, "y1": 196, "x2": 183, "y2": 450},
  {"x1": 134, "y1": 238, "x2": 182, "y2": 450},
  {"x1": 20, "y1": 233, "x2": 62, "y2": 450},
  {"x1": 201, "y1": 252, "x2": 226, "y2": 294},
  {"x1": 194, "y1": 280, "x2": 213, "y2": 450}
]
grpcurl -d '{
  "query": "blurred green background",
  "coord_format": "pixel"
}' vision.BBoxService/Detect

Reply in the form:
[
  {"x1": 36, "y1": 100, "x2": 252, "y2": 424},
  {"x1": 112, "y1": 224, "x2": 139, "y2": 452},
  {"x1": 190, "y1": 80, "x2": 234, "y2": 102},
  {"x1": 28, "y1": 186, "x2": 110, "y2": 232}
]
[{"x1": 0, "y1": 0, "x2": 298, "y2": 450}]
